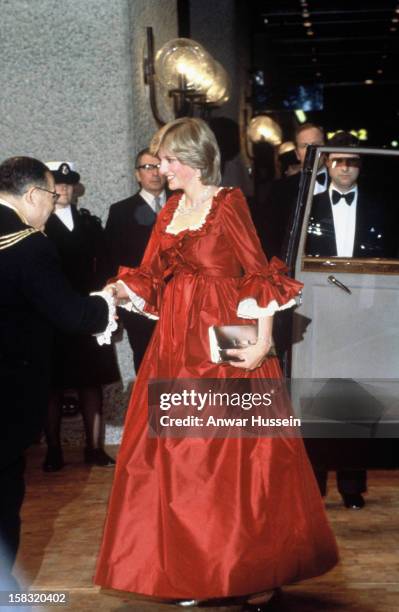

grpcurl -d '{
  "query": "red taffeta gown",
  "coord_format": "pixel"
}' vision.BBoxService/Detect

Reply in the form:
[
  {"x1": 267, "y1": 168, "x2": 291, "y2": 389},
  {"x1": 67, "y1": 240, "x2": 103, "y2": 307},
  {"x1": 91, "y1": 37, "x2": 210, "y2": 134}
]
[{"x1": 95, "y1": 188, "x2": 338, "y2": 599}]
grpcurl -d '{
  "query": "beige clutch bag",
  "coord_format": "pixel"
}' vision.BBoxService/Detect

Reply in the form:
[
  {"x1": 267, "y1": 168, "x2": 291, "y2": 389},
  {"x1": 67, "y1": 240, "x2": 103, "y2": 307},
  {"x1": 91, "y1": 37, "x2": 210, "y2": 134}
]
[{"x1": 208, "y1": 324, "x2": 277, "y2": 364}]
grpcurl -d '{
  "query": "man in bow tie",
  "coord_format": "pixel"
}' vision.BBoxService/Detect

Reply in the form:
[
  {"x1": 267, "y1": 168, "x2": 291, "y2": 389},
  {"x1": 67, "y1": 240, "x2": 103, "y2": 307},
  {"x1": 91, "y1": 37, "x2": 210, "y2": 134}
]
[
  {"x1": 105, "y1": 149, "x2": 168, "y2": 373},
  {"x1": 305, "y1": 131, "x2": 391, "y2": 509},
  {"x1": 306, "y1": 131, "x2": 386, "y2": 258}
]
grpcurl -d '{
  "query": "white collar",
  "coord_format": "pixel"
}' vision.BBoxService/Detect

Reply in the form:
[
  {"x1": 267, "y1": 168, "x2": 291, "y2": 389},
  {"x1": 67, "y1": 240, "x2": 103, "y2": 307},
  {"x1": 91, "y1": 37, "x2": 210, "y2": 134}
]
[
  {"x1": 54, "y1": 204, "x2": 74, "y2": 230},
  {"x1": 140, "y1": 188, "x2": 166, "y2": 210}
]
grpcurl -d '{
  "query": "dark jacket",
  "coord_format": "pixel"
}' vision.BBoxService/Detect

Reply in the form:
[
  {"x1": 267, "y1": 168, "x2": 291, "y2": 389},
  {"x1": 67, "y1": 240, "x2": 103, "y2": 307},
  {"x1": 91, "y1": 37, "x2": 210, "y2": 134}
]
[
  {"x1": 104, "y1": 190, "x2": 172, "y2": 371},
  {"x1": 45, "y1": 206, "x2": 119, "y2": 386},
  {"x1": 0, "y1": 205, "x2": 109, "y2": 468},
  {"x1": 105, "y1": 192, "x2": 158, "y2": 275},
  {"x1": 45, "y1": 206, "x2": 108, "y2": 293},
  {"x1": 259, "y1": 173, "x2": 301, "y2": 260},
  {"x1": 305, "y1": 188, "x2": 388, "y2": 258}
]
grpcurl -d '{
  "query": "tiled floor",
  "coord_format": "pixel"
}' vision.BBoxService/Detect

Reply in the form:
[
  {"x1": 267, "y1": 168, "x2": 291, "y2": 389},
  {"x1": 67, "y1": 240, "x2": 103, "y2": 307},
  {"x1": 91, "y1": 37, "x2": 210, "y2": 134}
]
[{"x1": 14, "y1": 446, "x2": 399, "y2": 611}]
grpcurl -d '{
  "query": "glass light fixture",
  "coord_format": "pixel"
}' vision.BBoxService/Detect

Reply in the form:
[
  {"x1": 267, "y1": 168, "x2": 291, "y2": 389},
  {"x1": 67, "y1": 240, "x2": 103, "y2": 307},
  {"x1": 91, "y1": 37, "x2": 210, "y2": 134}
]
[
  {"x1": 205, "y1": 61, "x2": 231, "y2": 105},
  {"x1": 155, "y1": 38, "x2": 216, "y2": 93},
  {"x1": 144, "y1": 28, "x2": 230, "y2": 124},
  {"x1": 247, "y1": 116, "x2": 282, "y2": 146},
  {"x1": 278, "y1": 141, "x2": 296, "y2": 155}
]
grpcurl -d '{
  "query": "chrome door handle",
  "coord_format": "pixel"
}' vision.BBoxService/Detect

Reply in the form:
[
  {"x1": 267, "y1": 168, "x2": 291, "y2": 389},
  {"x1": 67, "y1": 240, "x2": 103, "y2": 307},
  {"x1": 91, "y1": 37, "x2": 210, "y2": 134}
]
[{"x1": 327, "y1": 275, "x2": 352, "y2": 294}]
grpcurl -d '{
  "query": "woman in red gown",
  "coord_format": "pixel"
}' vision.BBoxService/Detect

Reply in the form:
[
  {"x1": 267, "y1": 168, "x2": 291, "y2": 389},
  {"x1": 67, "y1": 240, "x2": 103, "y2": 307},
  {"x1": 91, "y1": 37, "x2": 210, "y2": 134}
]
[{"x1": 95, "y1": 118, "x2": 338, "y2": 609}]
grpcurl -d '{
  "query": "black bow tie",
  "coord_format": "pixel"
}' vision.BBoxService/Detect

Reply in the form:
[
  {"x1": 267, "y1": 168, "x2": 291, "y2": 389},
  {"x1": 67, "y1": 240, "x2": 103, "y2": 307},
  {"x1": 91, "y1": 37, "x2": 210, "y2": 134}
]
[
  {"x1": 316, "y1": 172, "x2": 326, "y2": 186},
  {"x1": 331, "y1": 189, "x2": 355, "y2": 205}
]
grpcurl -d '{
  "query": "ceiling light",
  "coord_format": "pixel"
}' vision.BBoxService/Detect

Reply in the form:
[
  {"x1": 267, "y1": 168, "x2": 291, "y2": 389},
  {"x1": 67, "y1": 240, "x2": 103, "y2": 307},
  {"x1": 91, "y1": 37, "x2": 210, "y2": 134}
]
[
  {"x1": 316, "y1": 72, "x2": 321, "y2": 77},
  {"x1": 391, "y1": 140, "x2": 398, "y2": 147},
  {"x1": 302, "y1": 10, "x2": 310, "y2": 17},
  {"x1": 303, "y1": 21, "x2": 312, "y2": 27},
  {"x1": 390, "y1": 26, "x2": 397, "y2": 31},
  {"x1": 377, "y1": 69, "x2": 383, "y2": 74},
  {"x1": 307, "y1": 30, "x2": 314, "y2": 36},
  {"x1": 264, "y1": 18, "x2": 269, "y2": 24},
  {"x1": 295, "y1": 110, "x2": 307, "y2": 123},
  {"x1": 312, "y1": 57, "x2": 317, "y2": 62},
  {"x1": 364, "y1": 79, "x2": 374, "y2": 84},
  {"x1": 392, "y1": 17, "x2": 399, "y2": 22}
]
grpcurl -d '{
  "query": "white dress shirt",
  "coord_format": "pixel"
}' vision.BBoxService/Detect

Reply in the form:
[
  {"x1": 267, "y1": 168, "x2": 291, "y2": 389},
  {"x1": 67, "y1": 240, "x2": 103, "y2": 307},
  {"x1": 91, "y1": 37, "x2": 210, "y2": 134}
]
[
  {"x1": 329, "y1": 184, "x2": 358, "y2": 257},
  {"x1": 54, "y1": 205, "x2": 74, "y2": 231},
  {"x1": 140, "y1": 188, "x2": 167, "y2": 213}
]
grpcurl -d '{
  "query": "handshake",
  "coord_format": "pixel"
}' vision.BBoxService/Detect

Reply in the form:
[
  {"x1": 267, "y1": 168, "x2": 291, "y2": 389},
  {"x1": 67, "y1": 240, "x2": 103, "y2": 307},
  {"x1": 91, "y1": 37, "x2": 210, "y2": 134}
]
[
  {"x1": 94, "y1": 281, "x2": 131, "y2": 345},
  {"x1": 103, "y1": 281, "x2": 129, "y2": 305}
]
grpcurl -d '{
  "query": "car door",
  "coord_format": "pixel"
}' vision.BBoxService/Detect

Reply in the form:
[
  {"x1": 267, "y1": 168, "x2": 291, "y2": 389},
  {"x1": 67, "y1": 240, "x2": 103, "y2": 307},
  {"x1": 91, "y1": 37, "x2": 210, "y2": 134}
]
[{"x1": 288, "y1": 146, "x2": 399, "y2": 462}]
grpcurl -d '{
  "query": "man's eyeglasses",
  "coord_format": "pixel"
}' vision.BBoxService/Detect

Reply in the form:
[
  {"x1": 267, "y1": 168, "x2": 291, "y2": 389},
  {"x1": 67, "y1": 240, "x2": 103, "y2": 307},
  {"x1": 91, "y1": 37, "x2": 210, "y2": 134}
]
[
  {"x1": 329, "y1": 157, "x2": 361, "y2": 169},
  {"x1": 34, "y1": 186, "x2": 60, "y2": 203},
  {"x1": 136, "y1": 163, "x2": 161, "y2": 171}
]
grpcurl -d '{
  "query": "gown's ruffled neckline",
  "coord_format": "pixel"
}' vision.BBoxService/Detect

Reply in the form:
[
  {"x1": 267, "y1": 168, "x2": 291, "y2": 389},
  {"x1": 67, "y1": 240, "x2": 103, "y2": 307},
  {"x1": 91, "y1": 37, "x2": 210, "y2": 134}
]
[{"x1": 161, "y1": 186, "x2": 232, "y2": 240}]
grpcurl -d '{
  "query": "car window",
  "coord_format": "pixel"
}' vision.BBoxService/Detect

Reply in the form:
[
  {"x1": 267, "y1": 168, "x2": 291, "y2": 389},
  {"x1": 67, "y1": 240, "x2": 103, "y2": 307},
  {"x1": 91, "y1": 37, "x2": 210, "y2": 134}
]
[{"x1": 301, "y1": 149, "x2": 399, "y2": 274}]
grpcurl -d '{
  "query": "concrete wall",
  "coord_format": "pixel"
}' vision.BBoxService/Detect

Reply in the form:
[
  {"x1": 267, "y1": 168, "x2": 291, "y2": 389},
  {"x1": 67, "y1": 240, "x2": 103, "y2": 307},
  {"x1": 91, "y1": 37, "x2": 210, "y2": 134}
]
[
  {"x1": 0, "y1": 0, "x2": 177, "y2": 219},
  {"x1": 0, "y1": 0, "x2": 178, "y2": 444}
]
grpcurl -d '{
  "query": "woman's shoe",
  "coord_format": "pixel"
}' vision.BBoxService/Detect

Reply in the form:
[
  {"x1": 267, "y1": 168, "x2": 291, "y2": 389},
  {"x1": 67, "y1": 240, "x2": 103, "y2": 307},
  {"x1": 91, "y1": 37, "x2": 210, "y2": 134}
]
[
  {"x1": 241, "y1": 590, "x2": 277, "y2": 611},
  {"x1": 42, "y1": 446, "x2": 64, "y2": 472}
]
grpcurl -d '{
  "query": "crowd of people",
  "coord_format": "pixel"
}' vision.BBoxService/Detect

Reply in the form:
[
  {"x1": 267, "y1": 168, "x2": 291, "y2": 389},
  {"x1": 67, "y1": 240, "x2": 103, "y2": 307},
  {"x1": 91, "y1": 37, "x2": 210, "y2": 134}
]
[{"x1": 5, "y1": 116, "x2": 385, "y2": 609}]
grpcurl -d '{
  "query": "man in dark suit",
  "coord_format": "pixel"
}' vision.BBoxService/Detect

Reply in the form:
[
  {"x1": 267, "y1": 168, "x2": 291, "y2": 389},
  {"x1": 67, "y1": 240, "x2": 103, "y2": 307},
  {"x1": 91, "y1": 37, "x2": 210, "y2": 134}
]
[
  {"x1": 0, "y1": 156, "x2": 115, "y2": 587},
  {"x1": 305, "y1": 131, "x2": 388, "y2": 509},
  {"x1": 255, "y1": 125, "x2": 327, "y2": 364},
  {"x1": 105, "y1": 148, "x2": 167, "y2": 372},
  {"x1": 261, "y1": 123, "x2": 327, "y2": 260}
]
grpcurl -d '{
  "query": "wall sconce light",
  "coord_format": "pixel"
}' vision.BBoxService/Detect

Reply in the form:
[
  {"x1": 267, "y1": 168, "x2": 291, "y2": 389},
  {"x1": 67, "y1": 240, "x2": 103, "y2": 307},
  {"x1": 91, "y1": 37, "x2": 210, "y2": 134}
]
[
  {"x1": 143, "y1": 27, "x2": 230, "y2": 125},
  {"x1": 247, "y1": 115, "x2": 282, "y2": 146},
  {"x1": 278, "y1": 141, "x2": 296, "y2": 155}
]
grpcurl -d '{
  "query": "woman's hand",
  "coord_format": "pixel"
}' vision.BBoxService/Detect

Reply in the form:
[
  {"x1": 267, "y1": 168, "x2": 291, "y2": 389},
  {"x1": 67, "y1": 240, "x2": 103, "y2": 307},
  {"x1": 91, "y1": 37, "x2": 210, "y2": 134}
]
[
  {"x1": 226, "y1": 316, "x2": 274, "y2": 371},
  {"x1": 226, "y1": 337, "x2": 273, "y2": 371},
  {"x1": 103, "y1": 282, "x2": 128, "y2": 302}
]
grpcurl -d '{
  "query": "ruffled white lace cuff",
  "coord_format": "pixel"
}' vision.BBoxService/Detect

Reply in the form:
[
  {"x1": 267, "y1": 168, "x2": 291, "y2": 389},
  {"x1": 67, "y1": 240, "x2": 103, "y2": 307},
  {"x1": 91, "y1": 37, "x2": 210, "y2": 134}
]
[
  {"x1": 116, "y1": 280, "x2": 159, "y2": 320},
  {"x1": 92, "y1": 290, "x2": 118, "y2": 345},
  {"x1": 237, "y1": 296, "x2": 298, "y2": 319}
]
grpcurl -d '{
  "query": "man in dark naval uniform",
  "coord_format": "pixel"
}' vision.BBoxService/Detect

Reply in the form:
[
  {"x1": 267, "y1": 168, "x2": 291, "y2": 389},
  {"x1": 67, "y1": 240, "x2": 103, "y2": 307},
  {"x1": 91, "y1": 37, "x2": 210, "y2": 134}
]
[
  {"x1": 43, "y1": 161, "x2": 120, "y2": 472},
  {"x1": 0, "y1": 156, "x2": 115, "y2": 587},
  {"x1": 105, "y1": 148, "x2": 167, "y2": 373}
]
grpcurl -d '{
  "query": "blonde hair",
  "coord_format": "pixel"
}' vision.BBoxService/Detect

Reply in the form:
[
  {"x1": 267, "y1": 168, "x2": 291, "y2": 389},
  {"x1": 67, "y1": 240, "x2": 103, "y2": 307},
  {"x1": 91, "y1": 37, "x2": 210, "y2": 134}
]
[{"x1": 150, "y1": 117, "x2": 221, "y2": 185}]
